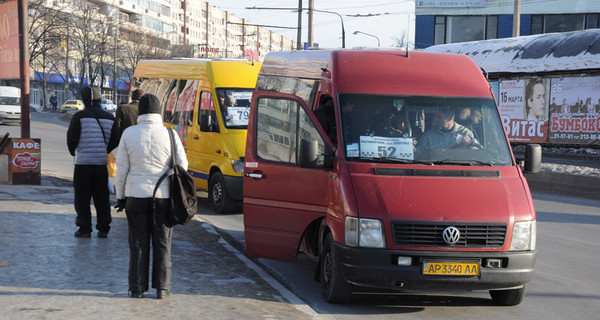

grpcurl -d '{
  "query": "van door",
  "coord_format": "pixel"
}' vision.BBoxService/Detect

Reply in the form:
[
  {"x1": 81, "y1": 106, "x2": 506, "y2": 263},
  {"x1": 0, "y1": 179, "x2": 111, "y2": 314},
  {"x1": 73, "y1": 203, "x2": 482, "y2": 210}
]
[
  {"x1": 244, "y1": 93, "x2": 332, "y2": 261},
  {"x1": 186, "y1": 89, "x2": 217, "y2": 190}
]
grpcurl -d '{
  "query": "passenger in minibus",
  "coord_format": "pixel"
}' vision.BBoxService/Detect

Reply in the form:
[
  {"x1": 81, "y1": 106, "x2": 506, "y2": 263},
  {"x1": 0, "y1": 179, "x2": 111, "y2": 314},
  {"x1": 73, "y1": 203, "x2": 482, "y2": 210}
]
[{"x1": 418, "y1": 107, "x2": 480, "y2": 151}]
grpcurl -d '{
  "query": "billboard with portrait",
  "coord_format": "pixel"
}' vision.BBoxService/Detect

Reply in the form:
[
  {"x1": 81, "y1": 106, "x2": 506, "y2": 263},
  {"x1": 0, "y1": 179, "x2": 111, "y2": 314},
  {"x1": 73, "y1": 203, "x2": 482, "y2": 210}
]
[
  {"x1": 498, "y1": 79, "x2": 549, "y2": 144},
  {"x1": 548, "y1": 76, "x2": 600, "y2": 145}
]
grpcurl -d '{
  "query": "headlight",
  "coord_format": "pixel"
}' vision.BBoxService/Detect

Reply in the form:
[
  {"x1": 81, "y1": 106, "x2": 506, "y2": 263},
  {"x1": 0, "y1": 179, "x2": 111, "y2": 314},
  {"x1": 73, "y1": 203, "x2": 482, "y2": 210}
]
[
  {"x1": 345, "y1": 217, "x2": 385, "y2": 248},
  {"x1": 231, "y1": 159, "x2": 244, "y2": 175},
  {"x1": 510, "y1": 220, "x2": 536, "y2": 251}
]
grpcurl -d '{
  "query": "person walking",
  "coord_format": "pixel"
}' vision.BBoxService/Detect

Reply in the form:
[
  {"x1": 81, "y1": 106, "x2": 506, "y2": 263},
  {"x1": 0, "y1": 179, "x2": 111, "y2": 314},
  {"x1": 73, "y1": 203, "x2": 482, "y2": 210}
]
[
  {"x1": 49, "y1": 94, "x2": 58, "y2": 112},
  {"x1": 67, "y1": 86, "x2": 120, "y2": 238},
  {"x1": 114, "y1": 93, "x2": 188, "y2": 299},
  {"x1": 115, "y1": 89, "x2": 143, "y2": 135}
]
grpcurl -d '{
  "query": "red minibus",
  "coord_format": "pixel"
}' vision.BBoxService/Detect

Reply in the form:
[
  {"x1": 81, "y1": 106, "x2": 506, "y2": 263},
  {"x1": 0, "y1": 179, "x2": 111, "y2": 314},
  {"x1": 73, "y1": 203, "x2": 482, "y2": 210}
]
[{"x1": 243, "y1": 49, "x2": 540, "y2": 305}]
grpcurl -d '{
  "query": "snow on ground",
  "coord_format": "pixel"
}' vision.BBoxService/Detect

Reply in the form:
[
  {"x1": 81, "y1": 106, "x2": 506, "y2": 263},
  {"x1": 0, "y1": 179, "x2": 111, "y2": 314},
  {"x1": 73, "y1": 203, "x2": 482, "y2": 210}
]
[{"x1": 542, "y1": 162, "x2": 600, "y2": 178}]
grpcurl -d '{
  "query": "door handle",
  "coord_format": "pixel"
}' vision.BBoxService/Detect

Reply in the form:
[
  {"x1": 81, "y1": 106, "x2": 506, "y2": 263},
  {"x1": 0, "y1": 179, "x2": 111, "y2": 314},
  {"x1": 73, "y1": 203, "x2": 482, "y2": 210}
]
[
  {"x1": 193, "y1": 136, "x2": 199, "y2": 140},
  {"x1": 244, "y1": 172, "x2": 266, "y2": 179}
]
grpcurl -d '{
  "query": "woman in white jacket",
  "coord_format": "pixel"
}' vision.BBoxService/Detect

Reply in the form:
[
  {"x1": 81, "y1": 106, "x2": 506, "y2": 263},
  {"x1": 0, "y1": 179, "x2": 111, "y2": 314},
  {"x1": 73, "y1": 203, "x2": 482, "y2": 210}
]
[{"x1": 115, "y1": 93, "x2": 188, "y2": 299}]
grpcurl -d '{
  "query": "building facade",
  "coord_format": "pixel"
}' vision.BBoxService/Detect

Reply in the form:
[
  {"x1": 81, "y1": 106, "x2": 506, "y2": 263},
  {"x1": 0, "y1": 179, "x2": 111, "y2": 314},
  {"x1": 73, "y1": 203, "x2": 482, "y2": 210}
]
[
  {"x1": 415, "y1": 0, "x2": 600, "y2": 49},
  {"x1": 6, "y1": 0, "x2": 295, "y2": 110}
]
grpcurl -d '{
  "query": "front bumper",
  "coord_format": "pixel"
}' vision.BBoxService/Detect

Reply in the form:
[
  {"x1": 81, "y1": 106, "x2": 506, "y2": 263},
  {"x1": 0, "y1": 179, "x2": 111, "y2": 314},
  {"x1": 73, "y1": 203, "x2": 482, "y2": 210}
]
[
  {"x1": 0, "y1": 115, "x2": 21, "y2": 124},
  {"x1": 335, "y1": 243, "x2": 536, "y2": 291}
]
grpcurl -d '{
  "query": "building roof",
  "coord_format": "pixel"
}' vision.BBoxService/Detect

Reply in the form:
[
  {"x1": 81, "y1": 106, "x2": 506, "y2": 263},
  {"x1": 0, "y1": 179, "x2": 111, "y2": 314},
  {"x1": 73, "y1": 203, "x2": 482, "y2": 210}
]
[{"x1": 423, "y1": 29, "x2": 600, "y2": 77}]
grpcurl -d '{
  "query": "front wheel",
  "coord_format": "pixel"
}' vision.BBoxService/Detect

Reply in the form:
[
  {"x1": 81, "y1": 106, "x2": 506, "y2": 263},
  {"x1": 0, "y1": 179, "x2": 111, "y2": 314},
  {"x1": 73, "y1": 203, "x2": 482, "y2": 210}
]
[
  {"x1": 490, "y1": 285, "x2": 527, "y2": 306},
  {"x1": 320, "y1": 233, "x2": 352, "y2": 303},
  {"x1": 208, "y1": 172, "x2": 234, "y2": 213}
]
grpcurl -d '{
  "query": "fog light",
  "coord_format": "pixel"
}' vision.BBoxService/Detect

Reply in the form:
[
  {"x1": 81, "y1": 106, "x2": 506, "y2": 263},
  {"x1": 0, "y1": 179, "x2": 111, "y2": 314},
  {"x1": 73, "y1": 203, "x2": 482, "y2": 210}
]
[
  {"x1": 486, "y1": 259, "x2": 502, "y2": 268},
  {"x1": 397, "y1": 256, "x2": 412, "y2": 266}
]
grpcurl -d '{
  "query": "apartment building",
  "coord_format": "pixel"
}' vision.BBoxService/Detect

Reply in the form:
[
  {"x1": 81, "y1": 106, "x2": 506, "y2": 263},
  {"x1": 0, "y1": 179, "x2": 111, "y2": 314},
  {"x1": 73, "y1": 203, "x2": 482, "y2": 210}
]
[{"x1": 21, "y1": 0, "x2": 295, "y2": 109}]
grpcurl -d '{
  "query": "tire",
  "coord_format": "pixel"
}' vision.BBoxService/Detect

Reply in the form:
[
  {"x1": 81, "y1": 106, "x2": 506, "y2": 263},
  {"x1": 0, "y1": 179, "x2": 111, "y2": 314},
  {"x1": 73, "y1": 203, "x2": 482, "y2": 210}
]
[
  {"x1": 320, "y1": 233, "x2": 352, "y2": 303},
  {"x1": 490, "y1": 285, "x2": 527, "y2": 306},
  {"x1": 208, "y1": 172, "x2": 234, "y2": 213}
]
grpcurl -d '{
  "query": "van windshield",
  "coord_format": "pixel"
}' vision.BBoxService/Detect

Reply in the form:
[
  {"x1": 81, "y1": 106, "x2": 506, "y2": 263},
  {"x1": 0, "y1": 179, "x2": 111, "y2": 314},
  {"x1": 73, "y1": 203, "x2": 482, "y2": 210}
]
[
  {"x1": 217, "y1": 88, "x2": 253, "y2": 129},
  {"x1": 339, "y1": 94, "x2": 513, "y2": 166},
  {"x1": 0, "y1": 97, "x2": 20, "y2": 105}
]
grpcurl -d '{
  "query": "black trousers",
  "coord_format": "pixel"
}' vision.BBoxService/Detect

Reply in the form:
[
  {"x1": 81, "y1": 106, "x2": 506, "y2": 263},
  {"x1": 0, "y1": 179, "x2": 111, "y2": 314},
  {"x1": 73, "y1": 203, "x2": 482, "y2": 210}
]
[
  {"x1": 73, "y1": 165, "x2": 111, "y2": 233},
  {"x1": 125, "y1": 197, "x2": 173, "y2": 292}
]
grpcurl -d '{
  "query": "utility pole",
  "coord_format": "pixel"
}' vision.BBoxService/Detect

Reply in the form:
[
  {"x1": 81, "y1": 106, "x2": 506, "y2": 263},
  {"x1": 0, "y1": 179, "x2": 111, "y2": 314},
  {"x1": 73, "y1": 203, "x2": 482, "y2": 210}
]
[
  {"x1": 296, "y1": 0, "x2": 302, "y2": 50},
  {"x1": 307, "y1": 0, "x2": 314, "y2": 47},
  {"x1": 18, "y1": 0, "x2": 30, "y2": 138},
  {"x1": 512, "y1": 0, "x2": 521, "y2": 37}
]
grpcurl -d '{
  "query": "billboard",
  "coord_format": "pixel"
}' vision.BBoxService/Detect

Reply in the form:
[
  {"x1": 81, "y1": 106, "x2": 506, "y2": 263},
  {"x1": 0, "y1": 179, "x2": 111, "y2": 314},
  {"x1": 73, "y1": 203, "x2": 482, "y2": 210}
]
[
  {"x1": 548, "y1": 76, "x2": 600, "y2": 146},
  {"x1": 0, "y1": 0, "x2": 20, "y2": 79},
  {"x1": 498, "y1": 79, "x2": 549, "y2": 144}
]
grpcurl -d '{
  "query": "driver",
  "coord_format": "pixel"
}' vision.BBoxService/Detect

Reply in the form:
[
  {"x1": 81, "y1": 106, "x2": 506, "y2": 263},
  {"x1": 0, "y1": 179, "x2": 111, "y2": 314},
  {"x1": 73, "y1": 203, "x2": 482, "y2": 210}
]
[{"x1": 418, "y1": 107, "x2": 480, "y2": 151}]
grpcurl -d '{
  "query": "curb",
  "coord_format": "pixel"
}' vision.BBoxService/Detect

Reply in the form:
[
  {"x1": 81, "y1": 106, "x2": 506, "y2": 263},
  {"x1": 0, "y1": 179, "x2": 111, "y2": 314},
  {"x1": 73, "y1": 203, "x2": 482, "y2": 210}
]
[{"x1": 525, "y1": 171, "x2": 600, "y2": 199}]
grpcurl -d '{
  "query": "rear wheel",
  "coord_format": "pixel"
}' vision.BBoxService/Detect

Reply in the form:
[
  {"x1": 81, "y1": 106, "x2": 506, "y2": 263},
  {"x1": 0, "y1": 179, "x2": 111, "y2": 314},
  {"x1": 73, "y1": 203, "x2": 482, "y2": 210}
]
[
  {"x1": 208, "y1": 172, "x2": 234, "y2": 213},
  {"x1": 320, "y1": 233, "x2": 352, "y2": 303},
  {"x1": 490, "y1": 285, "x2": 527, "y2": 306}
]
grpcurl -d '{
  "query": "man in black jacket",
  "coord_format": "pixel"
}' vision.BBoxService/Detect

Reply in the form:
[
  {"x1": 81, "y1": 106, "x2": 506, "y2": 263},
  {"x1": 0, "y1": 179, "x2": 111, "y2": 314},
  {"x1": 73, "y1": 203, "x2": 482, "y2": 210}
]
[
  {"x1": 115, "y1": 89, "x2": 143, "y2": 135},
  {"x1": 67, "y1": 86, "x2": 120, "y2": 238}
]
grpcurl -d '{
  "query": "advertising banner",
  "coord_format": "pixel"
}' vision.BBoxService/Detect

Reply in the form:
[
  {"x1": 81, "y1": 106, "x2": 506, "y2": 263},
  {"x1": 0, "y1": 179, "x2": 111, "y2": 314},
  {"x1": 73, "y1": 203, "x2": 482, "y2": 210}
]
[
  {"x1": 548, "y1": 76, "x2": 600, "y2": 145},
  {"x1": 0, "y1": 0, "x2": 20, "y2": 79},
  {"x1": 8, "y1": 138, "x2": 41, "y2": 185},
  {"x1": 498, "y1": 79, "x2": 549, "y2": 143}
]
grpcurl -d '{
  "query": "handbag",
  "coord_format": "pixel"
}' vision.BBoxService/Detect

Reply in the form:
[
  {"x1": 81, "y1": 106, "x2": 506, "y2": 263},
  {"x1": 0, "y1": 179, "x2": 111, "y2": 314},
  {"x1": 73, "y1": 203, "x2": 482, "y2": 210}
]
[{"x1": 152, "y1": 128, "x2": 198, "y2": 227}]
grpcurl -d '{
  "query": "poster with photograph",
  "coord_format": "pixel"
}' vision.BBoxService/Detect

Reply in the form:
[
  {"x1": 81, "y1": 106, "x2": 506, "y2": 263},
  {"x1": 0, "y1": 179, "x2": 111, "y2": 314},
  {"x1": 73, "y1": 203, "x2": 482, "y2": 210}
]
[
  {"x1": 498, "y1": 79, "x2": 549, "y2": 143},
  {"x1": 548, "y1": 76, "x2": 600, "y2": 145}
]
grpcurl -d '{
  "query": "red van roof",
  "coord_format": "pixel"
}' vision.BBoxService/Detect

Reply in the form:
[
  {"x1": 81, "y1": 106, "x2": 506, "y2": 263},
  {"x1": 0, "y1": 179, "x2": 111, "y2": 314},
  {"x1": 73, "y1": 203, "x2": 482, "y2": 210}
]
[{"x1": 261, "y1": 49, "x2": 492, "y2": 98}]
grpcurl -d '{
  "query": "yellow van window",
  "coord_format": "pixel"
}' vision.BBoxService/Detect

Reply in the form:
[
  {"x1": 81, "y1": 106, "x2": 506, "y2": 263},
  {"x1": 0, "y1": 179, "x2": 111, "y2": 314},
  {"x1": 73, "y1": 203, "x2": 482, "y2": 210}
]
[
  {"x1": 172, "y1": 80, "x2": 198, "y2": 126},
  {"x1": 199, "y1": 91, "x2": 219, "y2": 132}
]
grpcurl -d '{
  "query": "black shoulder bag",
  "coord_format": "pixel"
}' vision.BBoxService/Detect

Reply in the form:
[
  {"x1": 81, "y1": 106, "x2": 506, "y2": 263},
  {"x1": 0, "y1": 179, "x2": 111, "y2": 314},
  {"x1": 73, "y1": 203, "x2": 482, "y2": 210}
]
[{"x1": 152, "y1": 128, "x2": 198, "y2": 227}]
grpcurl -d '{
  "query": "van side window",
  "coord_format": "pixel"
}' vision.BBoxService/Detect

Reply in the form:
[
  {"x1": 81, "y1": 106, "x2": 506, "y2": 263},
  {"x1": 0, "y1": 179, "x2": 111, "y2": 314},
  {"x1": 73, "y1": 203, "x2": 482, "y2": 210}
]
[
  {"x1": 171, "y1": 80, "x2": 198, "y2": 126},
  {"x1": 256, "y1": 97, "x2": 326, "y2": 166},
  {"x1": 199, "y1": 91, "x2": 220, "y2": 133}
]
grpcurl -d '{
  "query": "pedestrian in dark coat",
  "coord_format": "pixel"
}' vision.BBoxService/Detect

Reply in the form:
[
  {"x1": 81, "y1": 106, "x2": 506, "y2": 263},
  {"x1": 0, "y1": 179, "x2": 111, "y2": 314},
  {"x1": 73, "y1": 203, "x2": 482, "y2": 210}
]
[
  {"x1": 115, "y1": 89, "x2": 143, "y2": 136},
  {"x1": 66, "y1": 86, "x2": 120, "y2": 238}
]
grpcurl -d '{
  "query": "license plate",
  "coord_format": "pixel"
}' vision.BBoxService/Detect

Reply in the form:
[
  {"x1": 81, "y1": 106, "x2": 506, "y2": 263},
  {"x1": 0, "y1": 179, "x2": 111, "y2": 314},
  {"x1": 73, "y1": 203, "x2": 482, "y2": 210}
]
[{"x1": 422, "y1": 262, "x2": 480, "y2": 276}]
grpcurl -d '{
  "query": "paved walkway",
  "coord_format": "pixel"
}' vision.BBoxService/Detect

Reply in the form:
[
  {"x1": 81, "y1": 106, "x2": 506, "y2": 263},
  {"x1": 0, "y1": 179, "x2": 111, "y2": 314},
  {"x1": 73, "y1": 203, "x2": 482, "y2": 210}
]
[{"x1": 0, "y1": 183, "x2": 316, "y2": 320}]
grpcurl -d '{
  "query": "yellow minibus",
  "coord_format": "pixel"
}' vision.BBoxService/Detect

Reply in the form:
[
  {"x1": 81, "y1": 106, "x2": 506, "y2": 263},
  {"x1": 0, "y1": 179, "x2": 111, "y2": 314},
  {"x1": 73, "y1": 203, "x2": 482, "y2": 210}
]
[{"x1": 132, "y1": 59, "x2": 261, "y2": 213}]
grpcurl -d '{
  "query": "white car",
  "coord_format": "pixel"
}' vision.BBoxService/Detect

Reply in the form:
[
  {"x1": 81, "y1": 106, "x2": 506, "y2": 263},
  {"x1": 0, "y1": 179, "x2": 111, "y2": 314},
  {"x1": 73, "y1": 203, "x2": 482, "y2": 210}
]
[{"x1": 100, "y1": 99, "x2": 117, "y2": 112}]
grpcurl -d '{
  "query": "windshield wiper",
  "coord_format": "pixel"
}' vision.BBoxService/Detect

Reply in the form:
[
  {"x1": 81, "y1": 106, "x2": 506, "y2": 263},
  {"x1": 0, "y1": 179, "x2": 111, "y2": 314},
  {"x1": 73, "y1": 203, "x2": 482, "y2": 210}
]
[
  {"x1": 357, "y1": 157, "x2": 433, "y2": 165},
  {"x1": 429, "y1": 159, "x2": 494, "y2": 166}
]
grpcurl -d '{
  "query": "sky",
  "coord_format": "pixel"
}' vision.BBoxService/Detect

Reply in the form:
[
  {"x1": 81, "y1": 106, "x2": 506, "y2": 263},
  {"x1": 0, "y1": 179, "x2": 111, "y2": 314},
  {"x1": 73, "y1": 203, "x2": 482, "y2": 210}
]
[{"x1": 212, "y1": 0, "x2": 416, "y2": 49}]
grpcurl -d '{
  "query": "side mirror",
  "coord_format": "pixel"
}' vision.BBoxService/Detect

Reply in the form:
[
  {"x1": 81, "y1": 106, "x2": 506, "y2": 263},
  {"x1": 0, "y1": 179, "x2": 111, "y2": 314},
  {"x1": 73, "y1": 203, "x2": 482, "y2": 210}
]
[
  {"x1": 523, "y1": 144, "x2": 541, "y2": 174},
  {"x1": 299, "y1": 138, "x2": 319, "y2": 168},
  {"x1": 200, "y1": 114, "x2": 210, "y2": 131}
]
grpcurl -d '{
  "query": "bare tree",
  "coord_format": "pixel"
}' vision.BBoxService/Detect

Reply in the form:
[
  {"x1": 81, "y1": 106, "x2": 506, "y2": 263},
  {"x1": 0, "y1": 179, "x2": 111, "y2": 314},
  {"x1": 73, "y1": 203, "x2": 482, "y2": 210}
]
[
  {"x1": 67, "y1": 1, "x2": 112, "y2": 98},
  {"x1": 28, "y1": 0, "x2": 67, "y2": 109},
  {"x1": 392, "y1": 31, "x2": 413, "y2": 49},
  {"x1": 119, "y1": 25, "x2": 171, "y2": 82}
]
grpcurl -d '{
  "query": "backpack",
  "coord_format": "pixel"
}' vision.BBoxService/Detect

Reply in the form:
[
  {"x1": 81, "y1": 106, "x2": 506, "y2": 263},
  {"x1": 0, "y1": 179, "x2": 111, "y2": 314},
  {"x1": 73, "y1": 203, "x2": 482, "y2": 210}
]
[{"x1": 153, "y1": 128, "x2": 197, "y2": 226}]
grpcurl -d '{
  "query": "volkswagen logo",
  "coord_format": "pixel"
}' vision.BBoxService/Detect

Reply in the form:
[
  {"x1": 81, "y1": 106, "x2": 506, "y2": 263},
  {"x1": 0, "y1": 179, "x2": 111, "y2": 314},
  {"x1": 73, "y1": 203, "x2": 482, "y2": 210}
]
[{"x1": 443, "y1": 227, "x2": 461, "y2": 245}]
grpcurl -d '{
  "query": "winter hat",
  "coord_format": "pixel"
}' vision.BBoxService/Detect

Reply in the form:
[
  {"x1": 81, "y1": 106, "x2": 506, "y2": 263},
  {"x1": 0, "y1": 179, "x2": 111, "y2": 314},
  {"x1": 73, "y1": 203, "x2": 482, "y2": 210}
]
[
  {"x1": 138, "y1": 93, "x2": 161, "y2": 115},
  {"x1": 131, "y1": 89, "x2": 144, "y2": 101},
  {"x1": 80, "y1": 86, "x2": 101, "y2": 107}
]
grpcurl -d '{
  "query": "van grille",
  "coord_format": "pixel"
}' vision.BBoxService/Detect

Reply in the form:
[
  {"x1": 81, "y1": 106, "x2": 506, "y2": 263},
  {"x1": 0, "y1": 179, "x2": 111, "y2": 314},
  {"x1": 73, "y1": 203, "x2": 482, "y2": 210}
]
[{"x1": 391, "y1": 222, "x2": 507, "y2": 247}]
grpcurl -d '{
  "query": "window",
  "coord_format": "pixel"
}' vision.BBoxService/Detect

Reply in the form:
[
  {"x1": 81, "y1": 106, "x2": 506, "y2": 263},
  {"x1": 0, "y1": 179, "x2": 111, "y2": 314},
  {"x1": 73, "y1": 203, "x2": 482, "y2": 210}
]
[
  {"x1": 256, "y1": 97, "x2": 327, "y2": 166},
  {"x1": 339, "y1": 94, "x2": 512, "y2": 165},
  {"x1": 434, "y1": 15, "x2": 498, "y2": 45},
  {"x1": 531, "y1": 14, "x2": 599, "y2": 35},
  {"x1": 434, "y1": 16, "x2": 446, "y2": 45},
  {"x1": 199, "y1": 91, "x2": 219, "y2": 132}
]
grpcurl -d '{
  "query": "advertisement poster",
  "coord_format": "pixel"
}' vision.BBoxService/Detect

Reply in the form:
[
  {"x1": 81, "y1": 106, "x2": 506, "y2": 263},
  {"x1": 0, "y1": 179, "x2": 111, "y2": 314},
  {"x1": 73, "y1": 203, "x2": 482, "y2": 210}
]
[
  {"x1": 548, "y1": 76, "x2": 600, "y2": 146},
  {"x1": 498, "y1": 79, "x2": 549, "y2": 143},
  {"x1": 0, "y1": 0, "x2": 20, "y2": 79}
]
